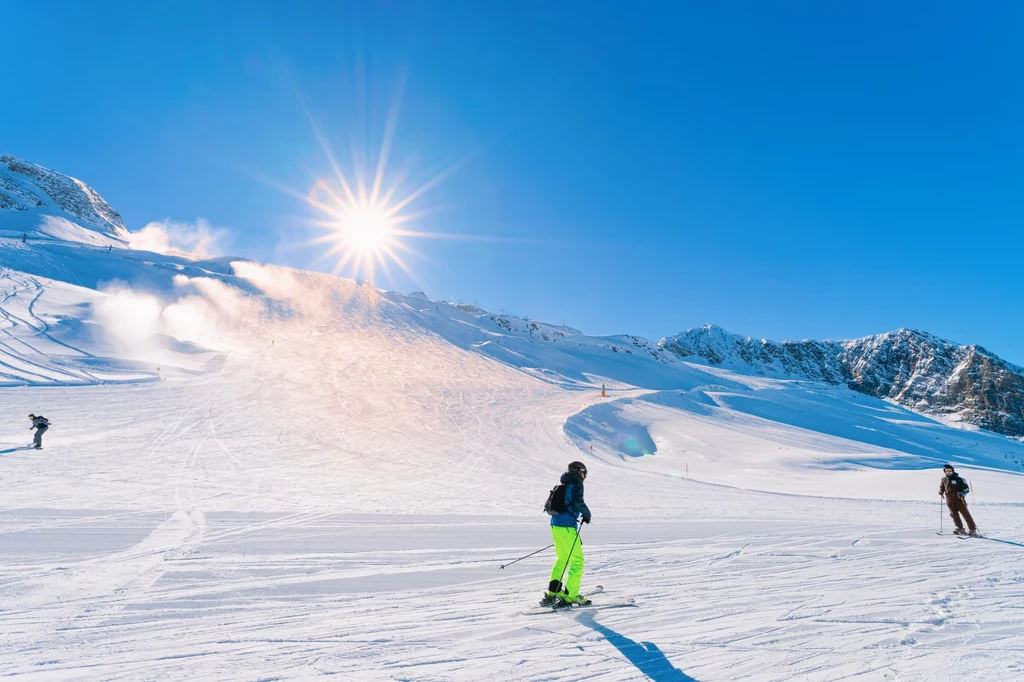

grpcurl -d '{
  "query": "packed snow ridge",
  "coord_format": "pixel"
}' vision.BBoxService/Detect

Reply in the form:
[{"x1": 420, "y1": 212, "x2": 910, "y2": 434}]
[{"x1": 662, "y1": 325, "x2": 1024, "y2": 438}]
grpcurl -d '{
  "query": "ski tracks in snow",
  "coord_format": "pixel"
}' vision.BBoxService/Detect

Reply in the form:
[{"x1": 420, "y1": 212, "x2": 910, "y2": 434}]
[
  {"x1": 0, "y1": 399, "x2": 216, "y2": 661},
  {"x1": 2, "y1": 301, "x2": 1023, "y2": 678},
  {"x1": 3, "y1": 512, "x2": 1022, "y2": 679},
  {"x1": 0, "y1": 270, "x2": 102, "y2": 385}
]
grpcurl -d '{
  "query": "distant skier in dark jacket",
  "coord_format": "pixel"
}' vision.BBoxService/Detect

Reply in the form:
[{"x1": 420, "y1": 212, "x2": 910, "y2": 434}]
[
  {"x1": 541, "y1": 461, "x2": 592, "y2": 607},
  {"x1": 939, "y1": 464, "x2": 977, "y2": 536},
  {"x1": 29, "y1": 414, "x2": 49, "y2": 450}
]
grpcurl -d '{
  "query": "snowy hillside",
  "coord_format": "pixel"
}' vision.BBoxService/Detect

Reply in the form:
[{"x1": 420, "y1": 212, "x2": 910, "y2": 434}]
[
  {"x1": 2, "y1": 159, "x2": 1023, "y2": 680},
  {"x1": 843, "y1": 329, "x2": 1024, "y2": 437},
  {"x1": 662, "y1": 325, "x2": 846, "y2": 381},
  {"x1": 664, "y1": 324, "x2": 1024, "y2": 438},
  {"x1": 0, "y1": 155, "x2": 128, "y2": 245}
]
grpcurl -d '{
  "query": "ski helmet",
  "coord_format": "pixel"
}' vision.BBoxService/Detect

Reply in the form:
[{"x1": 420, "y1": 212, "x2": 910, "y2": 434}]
[
  {"x1": 28, "y1": 414, "x2": 34, "y2": 419},
  {"x1": 943, "y1": 463, "x2": 954, "y2": 472},
  {"x1": 567, "y1": 461, "x2": 588, "y2": 478}
]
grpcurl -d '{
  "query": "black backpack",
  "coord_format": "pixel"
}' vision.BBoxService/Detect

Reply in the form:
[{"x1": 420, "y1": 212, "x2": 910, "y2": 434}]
[
  {"x1": 544, "y1": 484, "x2": 568, "y2": 516},
  {"x1": 949, "y1": 475, "x2": 969, "y2": 495}
]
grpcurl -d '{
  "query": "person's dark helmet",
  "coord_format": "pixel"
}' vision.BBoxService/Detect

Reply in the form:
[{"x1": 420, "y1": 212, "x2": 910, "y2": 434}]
[
  {"x1": 568, "y1": 461, "x2": 588, "y2": 478},
  {"x1": 943, "y1": 463, "x2": 955, "y2": 471}
]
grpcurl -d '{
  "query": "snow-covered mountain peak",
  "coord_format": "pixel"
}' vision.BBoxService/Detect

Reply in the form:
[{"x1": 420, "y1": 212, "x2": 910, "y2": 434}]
[
  {"x1": 659, "y1": 324, "x2": 846, "y2": 382},
  {"x1": 0, "y1": 155, "x2": 128, "y2": 243},
  {"x1": 661, "y1": 324, "x2": 1024, "y2": 437}
]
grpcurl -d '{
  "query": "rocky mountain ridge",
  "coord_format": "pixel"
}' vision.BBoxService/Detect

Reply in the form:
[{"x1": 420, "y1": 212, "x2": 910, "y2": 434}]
[
  {"x1": 662, "y1": 325, "x2": 1024, "y2": 438},
  {"x1": 0, "y1": 154, "x2": 128, "y2": 240}
]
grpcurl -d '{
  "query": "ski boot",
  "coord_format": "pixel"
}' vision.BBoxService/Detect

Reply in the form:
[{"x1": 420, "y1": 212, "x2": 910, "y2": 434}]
[
  {"x1": 540, "y1": 580, "x2": 564, "y2": 607},
  {"x1": 968, "y1": 529, "x2": 980, "y2": 537},
  {"x1": 953, "y1": 528, "x2": 967, "y2": 535},
  {"x1": 555, "y1": 593, "x2": 592, "y2": 609}
]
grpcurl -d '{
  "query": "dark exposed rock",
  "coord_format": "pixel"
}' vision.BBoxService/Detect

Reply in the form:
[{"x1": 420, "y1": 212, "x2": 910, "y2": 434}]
[
  {"x1": 0, "y1": 155, "x2": 126, "y2": 237},
  {"x1": 841, "y1": 329, "x2": 1024, "y2": 438},
  {"x1": 661, "y1": 325, "x2": 1024, "y2": 438}
]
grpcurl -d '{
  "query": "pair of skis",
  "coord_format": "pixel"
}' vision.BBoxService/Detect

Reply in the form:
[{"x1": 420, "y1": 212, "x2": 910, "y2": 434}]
[
  {"x1": 936, "y1": 531, "x2": 984, "y2": 540},
  {"x1": 521, "y1": 585, "x2": 637, "y2": 616}
]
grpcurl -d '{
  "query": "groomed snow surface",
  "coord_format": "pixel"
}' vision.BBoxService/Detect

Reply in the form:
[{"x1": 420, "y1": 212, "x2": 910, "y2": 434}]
[{"x1": 1, "y1": 242, "x2": 1023, "y2": 680}]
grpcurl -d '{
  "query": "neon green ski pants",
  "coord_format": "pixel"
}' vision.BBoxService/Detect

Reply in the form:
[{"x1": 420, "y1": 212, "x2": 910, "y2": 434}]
[{"x1": 549, "y1": 526, "x2": 584, "y2": 598}]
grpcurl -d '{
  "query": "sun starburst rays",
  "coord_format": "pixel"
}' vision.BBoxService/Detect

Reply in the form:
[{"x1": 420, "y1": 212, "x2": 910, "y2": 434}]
[
  {"x1": 249, "y1": 77, "x2": 525, "y2": 287},
  {"x1": 288, "y1": 76, "x2": 443, "y2": 285},
  {"x1": 307, "y1": 184, "x2": 409, "y2": 282}
]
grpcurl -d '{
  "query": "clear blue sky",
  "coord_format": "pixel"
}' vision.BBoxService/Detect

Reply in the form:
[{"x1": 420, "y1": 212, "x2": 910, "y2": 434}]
[{"x1": 4, "y1": 2, "x2": 1023, "y2": 363}]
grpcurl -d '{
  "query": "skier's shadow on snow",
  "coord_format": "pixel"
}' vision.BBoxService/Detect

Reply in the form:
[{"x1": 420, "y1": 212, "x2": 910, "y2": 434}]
[
  {"x1": 576, "y1": 611, "x2": 699, "y2": 682},
  {"x1": 981, "y1": 536, "x2": 1024, "y2": 548},
  {"x1": 0, "y1": 446, "x2": 31, "y2": 455}
]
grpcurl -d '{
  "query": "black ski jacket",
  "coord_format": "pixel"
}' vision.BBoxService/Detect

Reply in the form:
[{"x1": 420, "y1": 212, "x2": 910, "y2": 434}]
[
  {"x1": 939, "y1": 473, "x2": 969, "y2": 497},
  {"x1": 550, "y1": 471, "x2": 591, "y2": 527}
]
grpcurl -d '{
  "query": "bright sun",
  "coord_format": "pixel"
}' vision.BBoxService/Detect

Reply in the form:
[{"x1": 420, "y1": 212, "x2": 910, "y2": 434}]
[
  {"x1": 342, "y1": 204, "x2": 394, "y2": 253},
  {"x1": 305, "y1": 178, "x2": 415, "y2": 282},
  {"x1": 292, "y1": 83, "x2": 473, "y2": 284}
]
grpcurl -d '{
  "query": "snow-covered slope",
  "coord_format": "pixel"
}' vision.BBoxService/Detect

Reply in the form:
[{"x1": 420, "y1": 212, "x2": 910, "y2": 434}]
[
  {"x1": 664, "y1": 324, "x2": 1024, "y2": 438},
  {"x1": 0, "y1": 154, "x2": 128, "y2": 245},
  {"x1": 662, "y1": 324, "x2": 847, "y2": 381},
  {"x1": 843, "y1": 329, "x2": 1024, "y2": 437},
  {"x1": 2, "y1": 159, "x2": 1024, "y2": 680},
  {"x1": 1, "y1": 196, "x2": 1022, "y2": 498}
]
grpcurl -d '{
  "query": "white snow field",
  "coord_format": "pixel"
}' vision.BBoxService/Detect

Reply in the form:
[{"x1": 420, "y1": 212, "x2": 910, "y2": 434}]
[{"x1": 2, "y1": 233, "x2": 1024, "y2": 681}]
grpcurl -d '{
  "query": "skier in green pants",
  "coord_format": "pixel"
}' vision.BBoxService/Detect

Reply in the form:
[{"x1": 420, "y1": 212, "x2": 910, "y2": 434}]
[{"x1": 541, "y1": 461, "x2": 592, "y2": 607}]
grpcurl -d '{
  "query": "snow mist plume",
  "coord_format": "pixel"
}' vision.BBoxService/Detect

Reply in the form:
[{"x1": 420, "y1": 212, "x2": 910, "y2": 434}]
[
  {"x1": 173, "y1": 274, "x2": 251, "y2": 322},
  {"x1": 92, "y1": 288, "x2": 164, "y2": 353},
  {"x1": 231, "y1": 262, "x2": 410, "y2": 347},
  {"x1": 127, "y1": 219, "x2": 229, "y2": 258},
  {"x1": 92, "y1": 276, "x2": 255, "y2": 359},
  {"x1": 232, "y1": 261, "x2": 334, "y2": 318}
]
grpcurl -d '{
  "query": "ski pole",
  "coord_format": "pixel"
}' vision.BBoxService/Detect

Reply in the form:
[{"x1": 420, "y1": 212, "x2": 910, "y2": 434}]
[
  {"x1": 499, "y1": 544, "x2": 553, "y2": 569},
  {"x1": 556, "y1": 520, "x2": 584, "y2": 588},
  {"x1": 939, "y1": 495, "x2": 943, "y2": 534}
]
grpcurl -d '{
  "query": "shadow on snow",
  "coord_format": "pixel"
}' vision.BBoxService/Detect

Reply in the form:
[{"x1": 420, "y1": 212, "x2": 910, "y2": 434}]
[
  {"x1": 577, "y1": 611, "x2": 698, "y2": 682},
  {"x1": 980, "y1": 536, "x2": 1024, "y2": 548}
]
